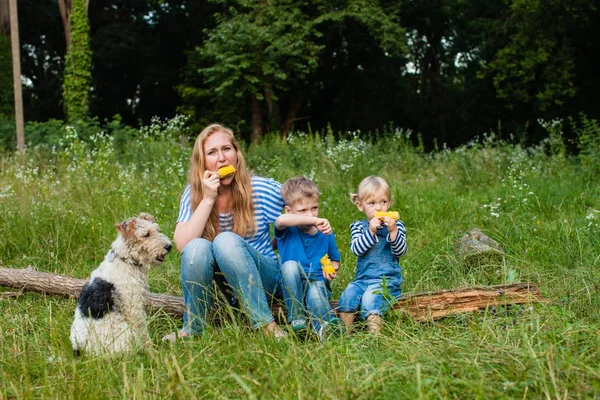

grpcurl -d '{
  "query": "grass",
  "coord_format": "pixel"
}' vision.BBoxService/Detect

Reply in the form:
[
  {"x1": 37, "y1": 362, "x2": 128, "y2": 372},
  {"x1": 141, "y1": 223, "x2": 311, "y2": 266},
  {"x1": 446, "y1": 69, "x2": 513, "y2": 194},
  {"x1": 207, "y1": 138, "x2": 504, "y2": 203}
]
[{"x1": 1, "y1": 119, "x2": 600, "y2": 398}]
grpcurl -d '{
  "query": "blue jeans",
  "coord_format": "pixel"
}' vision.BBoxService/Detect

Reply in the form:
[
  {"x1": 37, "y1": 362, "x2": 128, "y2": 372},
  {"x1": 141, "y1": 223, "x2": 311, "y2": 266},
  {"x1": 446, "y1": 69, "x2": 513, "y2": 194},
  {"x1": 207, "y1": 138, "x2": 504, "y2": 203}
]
[
  {"x1": 338, "y1": 279, "x2": 401, "y2": 320},
  {"x1": 180, "y1": 232, "x2": 280, "y2": 335},
  {"x1": 279, "y1": 260, "x2": 337, "y2": 332}
]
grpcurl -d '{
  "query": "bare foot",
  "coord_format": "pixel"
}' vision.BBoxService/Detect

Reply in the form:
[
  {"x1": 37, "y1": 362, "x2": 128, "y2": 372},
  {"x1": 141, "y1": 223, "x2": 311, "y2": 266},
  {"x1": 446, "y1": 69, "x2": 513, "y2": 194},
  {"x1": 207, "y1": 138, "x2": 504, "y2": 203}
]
[
  {"x1": 262, "y1": 322, "x2": 288, "y2": 340},
  {"x1": 161, "y1": 330, "x2": 189, "y2": 343}
]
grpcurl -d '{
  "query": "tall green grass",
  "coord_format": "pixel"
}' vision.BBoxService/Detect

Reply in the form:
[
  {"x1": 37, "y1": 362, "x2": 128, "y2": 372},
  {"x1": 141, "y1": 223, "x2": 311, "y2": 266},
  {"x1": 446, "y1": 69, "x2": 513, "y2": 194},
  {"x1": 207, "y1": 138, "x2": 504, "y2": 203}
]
[{"x1": 1, "y1": 117, "x2": 599, "y2": 398}]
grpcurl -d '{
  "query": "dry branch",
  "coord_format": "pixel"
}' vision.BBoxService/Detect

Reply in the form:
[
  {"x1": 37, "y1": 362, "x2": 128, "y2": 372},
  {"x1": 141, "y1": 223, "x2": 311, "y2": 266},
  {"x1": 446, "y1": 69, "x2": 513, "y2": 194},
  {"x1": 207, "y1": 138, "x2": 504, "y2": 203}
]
[
  {"x1": 0, "y1": 266, "x2": 545, "y2": 321},
  {"x1": 0, "y1": 266, "x2": 184, "y2": 317}
]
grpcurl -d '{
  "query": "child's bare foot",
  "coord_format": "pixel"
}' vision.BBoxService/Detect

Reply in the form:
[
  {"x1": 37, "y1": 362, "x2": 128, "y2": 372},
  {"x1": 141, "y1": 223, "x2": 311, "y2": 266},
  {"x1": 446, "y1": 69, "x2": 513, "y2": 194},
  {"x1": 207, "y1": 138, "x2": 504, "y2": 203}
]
[
  {"x1": 339, "y1": 312, "x2": 355, "y2": 334},
  {"x1": 366, "y1": 314, "x2": 383, "y2": 335}
]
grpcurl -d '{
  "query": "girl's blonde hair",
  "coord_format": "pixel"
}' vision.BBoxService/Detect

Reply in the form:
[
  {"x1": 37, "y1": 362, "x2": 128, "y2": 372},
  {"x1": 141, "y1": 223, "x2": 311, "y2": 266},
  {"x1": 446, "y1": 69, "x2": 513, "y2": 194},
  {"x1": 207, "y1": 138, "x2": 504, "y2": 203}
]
[
  {"x1": 350, "y1": 176, "x2": 392, "y2": 204},
  {"x1": 188, "y1": 123, "x2": 256, "y2": 241}
]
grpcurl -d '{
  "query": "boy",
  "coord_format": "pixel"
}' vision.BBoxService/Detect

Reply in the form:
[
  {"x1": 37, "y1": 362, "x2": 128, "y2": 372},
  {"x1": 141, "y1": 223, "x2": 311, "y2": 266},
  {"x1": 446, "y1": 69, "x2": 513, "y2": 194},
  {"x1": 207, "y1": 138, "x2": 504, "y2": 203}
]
[{"x1": 276, "y1": 177, "x2": 343, "y2": 339}]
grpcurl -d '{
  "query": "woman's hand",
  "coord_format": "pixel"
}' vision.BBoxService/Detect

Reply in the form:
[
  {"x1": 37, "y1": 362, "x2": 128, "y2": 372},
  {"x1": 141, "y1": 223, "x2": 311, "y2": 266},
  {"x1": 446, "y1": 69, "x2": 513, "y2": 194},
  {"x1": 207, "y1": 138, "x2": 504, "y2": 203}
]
[{"x1": 202, "y1": 170, "x2": 220, "y2": 200}]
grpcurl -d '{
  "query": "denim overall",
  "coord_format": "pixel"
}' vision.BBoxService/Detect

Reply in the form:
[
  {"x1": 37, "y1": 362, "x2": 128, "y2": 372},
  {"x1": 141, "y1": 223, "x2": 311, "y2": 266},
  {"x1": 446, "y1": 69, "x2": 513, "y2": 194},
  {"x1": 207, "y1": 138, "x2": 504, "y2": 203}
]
[{"x1": 338, "y1": 220, "x2": 403, "y2": 319}]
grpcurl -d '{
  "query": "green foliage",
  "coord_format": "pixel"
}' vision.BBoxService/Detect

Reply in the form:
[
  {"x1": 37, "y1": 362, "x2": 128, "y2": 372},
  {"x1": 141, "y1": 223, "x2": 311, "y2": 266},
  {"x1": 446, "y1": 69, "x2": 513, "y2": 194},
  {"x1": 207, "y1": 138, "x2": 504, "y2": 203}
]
[
  {"x1": 2, "y1": 117, "x2": 600, "y2": 397},
  {"x1": 0, "y1": 35, "x2": 13, "y2": 118},
  {"x1": 485, "y1": 0, "x2": 595, "y2": 111},
  {"x1": 573, "y1": 114, "x2": 600, "y2": 174},
  {"x1": 62, "y1": 0, "x2": 92, "y2": 123},
  {"x1": 180, "y1": 0, "x2": 405, "y2": 136},
  {"x1": 0, "y1": 115, "x2": 144, "y2": 153}
]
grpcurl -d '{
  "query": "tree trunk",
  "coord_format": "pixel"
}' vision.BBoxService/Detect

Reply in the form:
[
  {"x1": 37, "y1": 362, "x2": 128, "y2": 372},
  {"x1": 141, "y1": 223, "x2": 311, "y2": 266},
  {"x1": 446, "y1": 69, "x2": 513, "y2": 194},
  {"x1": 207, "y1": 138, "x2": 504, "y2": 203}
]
[
  {"x1": 250, "y1": 95, "x2": 263, "y2": 143},
  {"x1": 8, "y1": 0, "x2": 23, "y2": 150},
  {"x1": 0, "y1": 267, "x2": 545, "y2": 322},
  {"x1": 58, "y1": 0, "x2": 72, "y2": 50},
  {"x1": 58, "y1": 0, "x2": 89, "y2": 50},
  {"x1": 280, "y1": 92, "x2": 305, "y2": 137},
  {"x1": 0, "y1": 0, "x2": 9, "y2": 33}
]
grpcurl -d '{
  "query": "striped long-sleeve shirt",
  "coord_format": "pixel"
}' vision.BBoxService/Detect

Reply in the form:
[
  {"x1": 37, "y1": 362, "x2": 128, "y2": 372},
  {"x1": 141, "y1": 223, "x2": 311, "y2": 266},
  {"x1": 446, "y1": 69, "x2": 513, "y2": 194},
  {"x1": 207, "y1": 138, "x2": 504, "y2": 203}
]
[{"x1": 350, "y1": 219, "x2": 407, "y2": 259}]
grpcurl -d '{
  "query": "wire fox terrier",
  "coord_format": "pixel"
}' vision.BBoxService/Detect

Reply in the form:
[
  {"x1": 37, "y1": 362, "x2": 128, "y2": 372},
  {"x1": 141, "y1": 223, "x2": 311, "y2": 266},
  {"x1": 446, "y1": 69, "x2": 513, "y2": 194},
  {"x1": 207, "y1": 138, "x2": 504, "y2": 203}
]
[{"x1": 70, "y1": 213, "x2": 172, "y2": 356}]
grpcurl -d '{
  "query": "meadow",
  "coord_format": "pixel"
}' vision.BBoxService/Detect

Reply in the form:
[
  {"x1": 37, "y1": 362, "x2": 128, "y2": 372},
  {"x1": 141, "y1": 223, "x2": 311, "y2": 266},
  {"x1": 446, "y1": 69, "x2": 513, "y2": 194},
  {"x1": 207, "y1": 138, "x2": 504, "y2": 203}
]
[{"x1": 1, "y1": 116, "x2": 599, "y2": 399}]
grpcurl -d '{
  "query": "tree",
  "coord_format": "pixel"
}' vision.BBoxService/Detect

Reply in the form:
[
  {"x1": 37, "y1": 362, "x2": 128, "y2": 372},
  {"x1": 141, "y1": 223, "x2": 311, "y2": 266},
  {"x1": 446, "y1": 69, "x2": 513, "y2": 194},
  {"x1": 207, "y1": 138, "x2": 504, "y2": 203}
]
[
  {"x1": 7, "y1": 0, "x2": 24, "y2": 149},
  {"x1": 62, "y1": 0, "x2": 91, "y2": 122},
  {"x1": 191, "y1": 0, "x2": 324, "y2": 141},
  {"x1": 181, "y1": 0, "x2": 405, "y2": 141},
  {"x1": 483, "y1": 1, "x2": 598, "y2": 128},
  {"x1": 88, "y1": 0, "x2": 215, "y2": 127}
]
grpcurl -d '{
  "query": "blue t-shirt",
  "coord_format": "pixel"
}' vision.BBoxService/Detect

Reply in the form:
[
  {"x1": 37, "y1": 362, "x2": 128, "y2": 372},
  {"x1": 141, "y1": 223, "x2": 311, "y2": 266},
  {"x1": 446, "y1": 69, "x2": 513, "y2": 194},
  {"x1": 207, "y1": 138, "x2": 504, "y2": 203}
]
[
  {"x1": 275, "y1": 226, "x2": 341, "y2": 281},
  {"x1": 176, "y1": 175, "x2": 284, "y2": 261}
]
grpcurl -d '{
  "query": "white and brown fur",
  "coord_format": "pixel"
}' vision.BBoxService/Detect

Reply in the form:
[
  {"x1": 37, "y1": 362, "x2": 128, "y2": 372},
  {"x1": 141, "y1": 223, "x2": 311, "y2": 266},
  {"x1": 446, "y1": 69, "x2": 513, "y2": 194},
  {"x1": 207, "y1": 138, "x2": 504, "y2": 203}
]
[{"x1": 70, "y1": 213, "x2": 172, "y2": 356}]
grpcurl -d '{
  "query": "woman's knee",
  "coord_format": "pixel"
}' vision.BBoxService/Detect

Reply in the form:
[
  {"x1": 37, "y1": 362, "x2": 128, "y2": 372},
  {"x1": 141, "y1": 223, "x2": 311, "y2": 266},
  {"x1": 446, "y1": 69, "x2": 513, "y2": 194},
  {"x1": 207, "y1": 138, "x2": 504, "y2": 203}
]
[
  {"x1": 212, "y1": 232, "x2": 248, "y2": 263},
  {"x1": 181, "y1": 238, "x2": 214, "y2": 280},
  {"x1": 213, "y1": 232, "x2": 241, "y2": 251}
]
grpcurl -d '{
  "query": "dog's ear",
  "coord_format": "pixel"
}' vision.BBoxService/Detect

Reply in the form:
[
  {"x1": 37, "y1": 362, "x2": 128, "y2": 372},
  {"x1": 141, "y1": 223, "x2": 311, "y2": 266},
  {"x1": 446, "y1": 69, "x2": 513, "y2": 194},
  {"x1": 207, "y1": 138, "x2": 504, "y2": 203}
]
[
  {"x1": 115, "y1": 218, "x2": 137, "y2": 238},
  {"x1": 138, "y1": 213, "x2": 155, "y2": 223}
]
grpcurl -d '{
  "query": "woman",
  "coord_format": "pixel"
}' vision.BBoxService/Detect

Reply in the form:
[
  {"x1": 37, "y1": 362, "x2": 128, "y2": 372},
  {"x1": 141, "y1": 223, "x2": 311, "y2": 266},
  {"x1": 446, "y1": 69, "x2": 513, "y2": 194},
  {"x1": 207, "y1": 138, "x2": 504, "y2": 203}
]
[{"x1": 163, "y1": 123, "x2": 287, "y2": 341}]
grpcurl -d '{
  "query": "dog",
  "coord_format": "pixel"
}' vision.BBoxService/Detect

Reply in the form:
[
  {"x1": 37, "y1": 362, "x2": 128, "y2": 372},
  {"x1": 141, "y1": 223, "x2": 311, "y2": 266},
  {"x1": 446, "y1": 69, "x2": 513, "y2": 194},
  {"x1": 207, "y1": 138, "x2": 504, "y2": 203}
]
[{"x1": 70, "y1": 213, "x2": 172, "y2": 356}]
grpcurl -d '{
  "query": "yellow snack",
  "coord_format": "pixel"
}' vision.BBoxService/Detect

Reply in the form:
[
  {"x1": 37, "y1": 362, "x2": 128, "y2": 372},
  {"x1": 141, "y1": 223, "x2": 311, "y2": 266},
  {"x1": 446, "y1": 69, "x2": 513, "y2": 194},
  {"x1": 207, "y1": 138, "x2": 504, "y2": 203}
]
[
  {"x1": 217, "y1": 165, "x2": 236, "y2": 178},
  {"x1": 320, "y1": 254, "x2": 336, "y2": 274},
  {"x1": 375, "y1": 211, "x2": 399, "y2": 220}
]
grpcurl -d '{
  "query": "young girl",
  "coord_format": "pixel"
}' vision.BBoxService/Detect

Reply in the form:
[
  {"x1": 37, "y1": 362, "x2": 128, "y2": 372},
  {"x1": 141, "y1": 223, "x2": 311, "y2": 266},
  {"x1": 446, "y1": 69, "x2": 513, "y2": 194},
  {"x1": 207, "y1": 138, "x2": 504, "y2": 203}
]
[{"x1": 338, "y1": 176, "x2": 408, "y2": 334}]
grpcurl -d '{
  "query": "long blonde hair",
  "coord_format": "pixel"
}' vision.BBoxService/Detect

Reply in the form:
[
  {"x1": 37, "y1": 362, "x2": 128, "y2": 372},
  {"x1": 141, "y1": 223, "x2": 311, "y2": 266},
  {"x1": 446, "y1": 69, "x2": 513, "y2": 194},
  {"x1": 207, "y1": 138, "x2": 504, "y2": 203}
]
[{"x1": 188, "y1": 123, "x2": 256, "y2": 241}]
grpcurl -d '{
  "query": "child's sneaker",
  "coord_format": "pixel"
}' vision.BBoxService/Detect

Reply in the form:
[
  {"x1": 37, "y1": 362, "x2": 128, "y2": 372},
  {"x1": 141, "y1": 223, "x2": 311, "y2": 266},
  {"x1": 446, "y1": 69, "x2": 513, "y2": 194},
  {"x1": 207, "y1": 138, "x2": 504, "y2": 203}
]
[
  {"x1": 317, "y1": 317, "x2": 344, "y2": 341},
  {"x1": 291, "y1": 319, "x2": 308, "y2": 336},
  {"x1": 327, "y1": 317, "x2": 345, "y2": 336}
]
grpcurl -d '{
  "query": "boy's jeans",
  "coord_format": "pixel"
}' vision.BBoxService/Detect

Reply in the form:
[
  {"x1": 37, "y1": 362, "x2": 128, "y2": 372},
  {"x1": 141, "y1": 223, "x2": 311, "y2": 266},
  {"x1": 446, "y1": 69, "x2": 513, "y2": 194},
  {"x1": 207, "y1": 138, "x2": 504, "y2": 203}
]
[{"x1": 279, "y1": 260, "x2": 336, "y2": 332}]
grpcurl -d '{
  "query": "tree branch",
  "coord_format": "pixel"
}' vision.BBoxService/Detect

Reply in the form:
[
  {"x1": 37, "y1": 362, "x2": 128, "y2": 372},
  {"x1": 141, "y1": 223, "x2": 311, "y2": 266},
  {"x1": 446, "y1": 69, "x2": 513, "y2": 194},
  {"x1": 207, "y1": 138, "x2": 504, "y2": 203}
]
[{"x1": 0, "y1": 266, "x2": 546, "y2": 321}]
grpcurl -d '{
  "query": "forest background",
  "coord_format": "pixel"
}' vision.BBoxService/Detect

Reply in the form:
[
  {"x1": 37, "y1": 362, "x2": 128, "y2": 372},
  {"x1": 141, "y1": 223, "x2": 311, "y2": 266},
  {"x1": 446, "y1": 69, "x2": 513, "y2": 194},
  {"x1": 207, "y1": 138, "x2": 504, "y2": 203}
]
[{"x1": 1, "y1": 0, "x2": 599, "y2": 149}]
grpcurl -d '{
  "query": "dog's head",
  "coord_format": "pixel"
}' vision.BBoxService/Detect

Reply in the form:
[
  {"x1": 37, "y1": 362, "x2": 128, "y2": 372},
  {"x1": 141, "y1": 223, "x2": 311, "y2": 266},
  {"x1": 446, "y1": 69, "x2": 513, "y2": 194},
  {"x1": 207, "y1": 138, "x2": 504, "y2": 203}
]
[{"x1": 114, "y1": 213, "x2": 172, "y2": 267}]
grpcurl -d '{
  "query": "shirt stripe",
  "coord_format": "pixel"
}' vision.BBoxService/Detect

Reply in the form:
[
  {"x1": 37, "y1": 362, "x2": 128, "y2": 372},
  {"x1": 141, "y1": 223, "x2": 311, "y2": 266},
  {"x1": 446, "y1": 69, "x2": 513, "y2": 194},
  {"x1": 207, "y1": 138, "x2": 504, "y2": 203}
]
[{"x1": 350, "y1": 220, "x2": 377, "y2": 256}]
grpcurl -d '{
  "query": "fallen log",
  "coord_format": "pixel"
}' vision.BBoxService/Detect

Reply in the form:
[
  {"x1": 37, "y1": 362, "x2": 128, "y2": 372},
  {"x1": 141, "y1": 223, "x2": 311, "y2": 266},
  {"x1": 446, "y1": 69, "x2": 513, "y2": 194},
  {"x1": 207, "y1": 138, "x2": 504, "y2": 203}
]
[
  {"x1": 0, "y1": 266, "x2": 546, "y2": 321},
  {"x1": 0, "y1": 266, "x2": 185, "y2": 317}
]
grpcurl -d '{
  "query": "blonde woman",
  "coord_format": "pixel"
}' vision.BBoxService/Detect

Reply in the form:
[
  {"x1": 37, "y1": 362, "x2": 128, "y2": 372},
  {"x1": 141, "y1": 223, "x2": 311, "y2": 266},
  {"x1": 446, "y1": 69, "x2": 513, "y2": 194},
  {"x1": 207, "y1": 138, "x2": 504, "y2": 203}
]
[{"x1": 163, "y1": 123, "x2": 287, "y2": 341}]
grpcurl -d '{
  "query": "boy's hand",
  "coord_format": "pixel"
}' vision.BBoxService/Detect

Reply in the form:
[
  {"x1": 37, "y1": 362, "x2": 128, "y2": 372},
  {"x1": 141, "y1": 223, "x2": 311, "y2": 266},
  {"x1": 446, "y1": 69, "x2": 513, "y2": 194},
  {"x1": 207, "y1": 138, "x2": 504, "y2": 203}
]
[
  {"x1": 323, "y1": 261, "x2": 339, "y2": 281},
  {"x1": 315, "y1": 218, "x2": 332, "y2": 235},
  {"x1": 323, "y1": 270, "x2": 336, "y2": 281}
]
